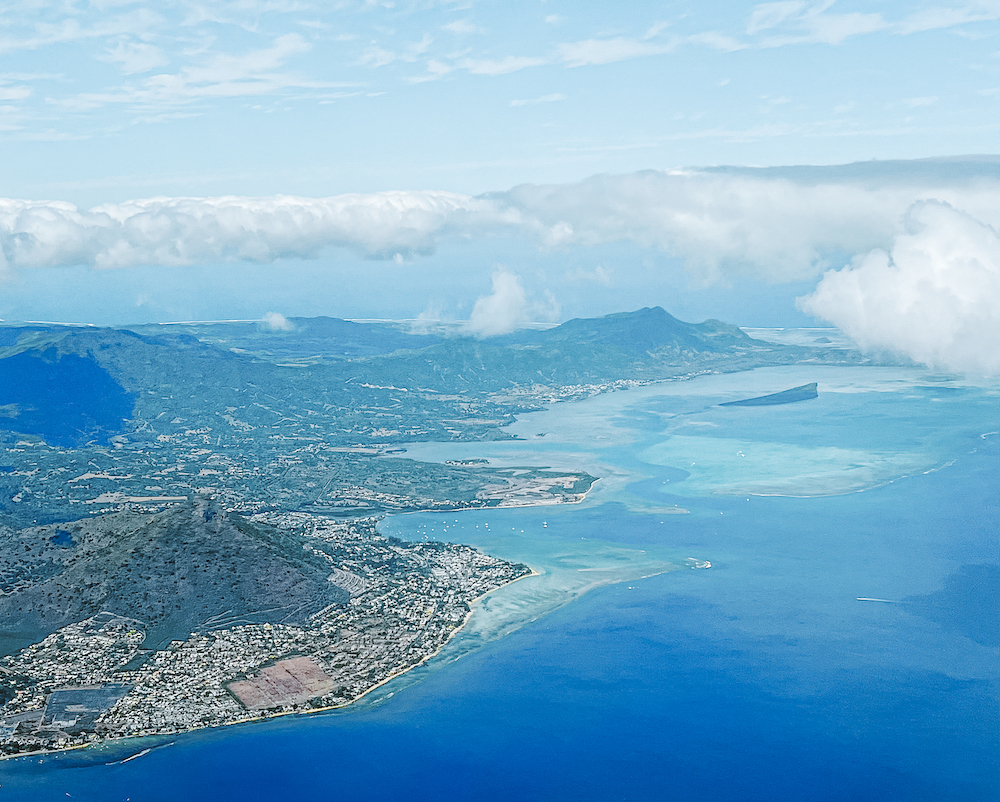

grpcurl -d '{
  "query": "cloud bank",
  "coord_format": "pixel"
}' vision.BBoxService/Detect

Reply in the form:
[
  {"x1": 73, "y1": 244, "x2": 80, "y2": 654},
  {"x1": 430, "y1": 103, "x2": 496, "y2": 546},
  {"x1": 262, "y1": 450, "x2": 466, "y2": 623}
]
[
  {"x1": 799, "y1": 202, "x2": 1000, "y2": 377},
  {"x1": 2, "y1": 159, "x2": 997, "y2": 373},
  {"x1": 5, "y1": 163, "x2": 998, "y2": 284},
  {"x1": 0, "y1": 191, "x2": 493, "y2": 271},
  {"x1": 490, "y1": 167, "x2": 1000, "y2": 284}
]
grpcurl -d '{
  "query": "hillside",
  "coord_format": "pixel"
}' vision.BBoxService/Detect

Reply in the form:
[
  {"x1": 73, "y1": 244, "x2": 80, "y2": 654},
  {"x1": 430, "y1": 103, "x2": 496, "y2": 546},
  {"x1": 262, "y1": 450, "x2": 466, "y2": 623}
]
[
  {"x1": 0, "y1": 307, "x2": 831, "y2": 449},
  {"x1": 356, "y1": 307, "x2": 813, "y2": 391},
  {"x1": 0, "y1": 498, "x2": 347, "y2": 649}
]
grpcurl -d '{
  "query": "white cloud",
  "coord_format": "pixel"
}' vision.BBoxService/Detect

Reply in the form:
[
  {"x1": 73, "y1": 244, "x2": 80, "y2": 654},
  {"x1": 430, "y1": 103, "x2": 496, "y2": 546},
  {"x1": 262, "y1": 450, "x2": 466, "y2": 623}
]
[
  {"x1": 460, "y1": 55, "x2": 548, "y2": 76},
  {"x1": 5, "y1": 165, "x2": 1000, "y2": 289},
  {"x1": 901, "y1": 96, "x2": 939, "y2": 107},
  {"x1": 688, "y1": 31, "x2": 746, "y2": 51},
  {"x1": 101, "y1": 40, "x2": 169, "y2": 74},
  {"x1": 509, "y1": 92, "x2": 566, "y2": 107},
  {"x1": 62, "y1": 33, "x2": 335, "y2": 112},
  {"x1": 563, "y1": 264, "x2": 614, "y2": 286},
  {"x1": 466, "y1": 269, "x2": 529, "y2": 336},
  {"x1": 262, "y1": 311, "x2": 294, "y2": 330},
  {"x1": 443, "y1": 20, "x2": 480, "y2": 35},
  {"x1": 465, "y1": 269, "x2": 560, "y2": 336},
  {"x1": 747, "y1": 2, "x2": 807, "y2": 35},
  {"x1": 491, "y1": 169, "x2": 1000, "y2": 284},
  {"x1": 406, "y1": 59, "x2": 453, "y2": 83},
  {"x1": 0, "y1": 86, "x2": 31, "y2": 101},
  {"x1": 358, "y1": 45, "x2": 397, "y2": 68},
  {"x1": 897, "y1": 3, "x2": 1000, "y2": 34},
  {"x1": 802, "y1": 11, "x2": 887, "y2": 44},
  {"x1": 745, "y1": 0, "x2": 889, "y2": 46},
  {"x1": 558, "y1": 37, "x2": 672, "y2": 67},
  {"x1": 799, "y1": 202, "x2": 1000, "y2": 376},
  {"x1": 744, "y1": 0, "x2": 1000, "y2": 48},
  {"x1": 0, "y1": 9, "x2": 164, "y2": 54},
  {"x1": 0, "y1": 190, "x2": 495, "y2": 269}
]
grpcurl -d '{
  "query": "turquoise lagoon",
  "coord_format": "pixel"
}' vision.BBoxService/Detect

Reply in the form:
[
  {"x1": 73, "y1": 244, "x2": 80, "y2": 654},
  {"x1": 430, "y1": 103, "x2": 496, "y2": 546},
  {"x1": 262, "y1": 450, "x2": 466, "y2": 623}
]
[{"x1": 2, "y1": 364, "x2": 997, "y2": 801}]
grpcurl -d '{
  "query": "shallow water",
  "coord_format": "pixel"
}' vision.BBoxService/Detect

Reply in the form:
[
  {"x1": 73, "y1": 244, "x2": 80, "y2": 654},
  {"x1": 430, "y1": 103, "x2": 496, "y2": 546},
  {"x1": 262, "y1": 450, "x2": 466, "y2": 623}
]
[{"x1": 2, "y1": 364, "x2": 997, "y2": 801}]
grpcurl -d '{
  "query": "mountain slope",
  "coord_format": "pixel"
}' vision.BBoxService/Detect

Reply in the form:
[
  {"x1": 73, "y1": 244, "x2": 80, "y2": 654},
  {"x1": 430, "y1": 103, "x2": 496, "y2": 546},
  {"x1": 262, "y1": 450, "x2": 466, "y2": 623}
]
[
  {"x1": 0, "y1": 498, "x2": 347, "y2": 648},
  {"x1": 357, "y1": 307, "x2": 795, "y2": 390}
]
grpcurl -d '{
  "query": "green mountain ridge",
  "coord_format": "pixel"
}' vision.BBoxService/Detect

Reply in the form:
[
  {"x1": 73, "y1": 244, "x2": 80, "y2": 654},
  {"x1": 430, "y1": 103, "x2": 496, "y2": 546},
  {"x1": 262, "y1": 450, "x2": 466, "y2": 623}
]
[{"x1": 0, "y1": 306, "x2": 838, "y2": 449}]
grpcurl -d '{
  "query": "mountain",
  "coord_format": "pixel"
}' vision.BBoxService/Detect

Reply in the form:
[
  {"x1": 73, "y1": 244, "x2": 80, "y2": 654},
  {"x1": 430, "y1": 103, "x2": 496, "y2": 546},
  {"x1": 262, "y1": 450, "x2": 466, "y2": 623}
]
[
  {"x1": 128, "y1": 316, "x2": 442, "y2": 362},
  {"x1": 358, "y1": 307, "x2": 797, "y2": 390},
  {"x1": 0, "y1": 498, "x2": 347, "y2": 649},
  {"x1": 0, "y1": 307, "x2": 847, "y2": 452}
]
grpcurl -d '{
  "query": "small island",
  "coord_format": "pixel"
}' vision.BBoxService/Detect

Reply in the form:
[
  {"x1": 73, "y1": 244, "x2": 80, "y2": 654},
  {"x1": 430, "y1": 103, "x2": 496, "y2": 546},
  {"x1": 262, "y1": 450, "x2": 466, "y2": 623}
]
[{"x1": 719, "y1": 382, "x2": 818, "y2": 407}]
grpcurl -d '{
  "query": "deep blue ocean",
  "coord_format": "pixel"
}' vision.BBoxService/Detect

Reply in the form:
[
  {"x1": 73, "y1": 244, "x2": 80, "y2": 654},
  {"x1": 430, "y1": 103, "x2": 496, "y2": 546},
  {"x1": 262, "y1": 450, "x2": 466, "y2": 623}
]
[{"x1": 2, "y1": 366, "x2": 997, "y2": 801}]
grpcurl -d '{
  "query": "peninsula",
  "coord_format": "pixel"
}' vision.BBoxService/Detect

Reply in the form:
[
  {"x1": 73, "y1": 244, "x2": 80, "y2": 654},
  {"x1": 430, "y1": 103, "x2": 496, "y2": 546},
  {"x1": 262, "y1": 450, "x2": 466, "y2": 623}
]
[
  {"x1": 0, "y1": 500, "x2": 530, "y2": 754},
  {"x1": 0, "y1": 308, "x2": 867, "y2": 755}
]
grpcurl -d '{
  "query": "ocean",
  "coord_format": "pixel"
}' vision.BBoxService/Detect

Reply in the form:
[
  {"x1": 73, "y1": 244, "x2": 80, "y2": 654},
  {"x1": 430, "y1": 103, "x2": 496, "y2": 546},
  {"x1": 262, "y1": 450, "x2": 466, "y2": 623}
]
[{"x1": 2, "y1": 364, "x2": 997, "y2": 801}]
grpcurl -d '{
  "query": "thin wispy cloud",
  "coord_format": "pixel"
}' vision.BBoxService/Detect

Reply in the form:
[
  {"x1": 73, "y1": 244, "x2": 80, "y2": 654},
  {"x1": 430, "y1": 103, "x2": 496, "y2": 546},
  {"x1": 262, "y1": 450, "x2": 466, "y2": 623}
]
[
  {"x1": 558, "y1": 37, "x2": 674, "y2": 67},
  {"x1": 0, "y1": 9, "x2": 165, "y2": 54},
  {"x1": 460, "y1": 55, "x2": 548, "y2": 76},
  {"x1": 443, "y1": 20, "x2": 480, "y2": 35},
  {"x1": 0, "y1": 0, "x2": 994, "y2": 143},
  {"x1": 99, "y1": 41, "x2": 169, "y2": 75},
  {"x1": 743, "y1": 0, "x2": 1000, "y2": 47},
  {"x1": 57, "y1": 33, "x2": 346, "y2": 112},
  {"x1": 509, "y1": 93, "x2": 566, "y2": 107}
]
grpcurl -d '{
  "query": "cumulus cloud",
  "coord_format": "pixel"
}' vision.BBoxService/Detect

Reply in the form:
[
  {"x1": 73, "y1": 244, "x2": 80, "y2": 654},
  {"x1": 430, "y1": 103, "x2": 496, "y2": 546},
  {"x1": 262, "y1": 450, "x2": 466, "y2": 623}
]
[
  {"x1": 0, "y1": 191, "x2": 496, "y2": 270},
  {"x1": 799, "y1": 202, "x2": 1000, "y2": 376},
  {"x1": 261, "y1": 311, "x2": 293, "y2": 330},
  {"x1": 465, "y1": 269, "x2": 560, "y2": 337}
]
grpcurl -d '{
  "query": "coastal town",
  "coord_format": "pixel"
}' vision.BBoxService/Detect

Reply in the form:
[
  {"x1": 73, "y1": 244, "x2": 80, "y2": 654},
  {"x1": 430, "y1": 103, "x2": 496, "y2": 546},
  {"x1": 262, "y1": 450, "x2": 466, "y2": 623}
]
[{"x1": 0, "y1": 513, "x2": 530, "y2": 755}]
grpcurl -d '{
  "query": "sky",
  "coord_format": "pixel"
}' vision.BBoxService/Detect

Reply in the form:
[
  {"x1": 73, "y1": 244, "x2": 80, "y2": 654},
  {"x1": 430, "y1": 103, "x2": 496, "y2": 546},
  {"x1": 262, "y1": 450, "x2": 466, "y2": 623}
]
[{"x1": 0, "y1": 0, "x2": 998, "y2": 374}]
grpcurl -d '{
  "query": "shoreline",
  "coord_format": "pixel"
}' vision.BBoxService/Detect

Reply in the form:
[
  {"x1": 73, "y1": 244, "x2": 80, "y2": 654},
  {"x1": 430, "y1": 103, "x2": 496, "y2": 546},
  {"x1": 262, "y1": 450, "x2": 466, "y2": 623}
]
[
  {"x1": 0, "y1": 567, "x2": 542, "y2": 764},
  {"x1": 0, "y1": 408, "x2": 599, "y2": 764},
  {"x1": 302, "y1": 566, "x2": 541, "y2": 716},
  {"x1": 383, "y1": 477, "x2": 601, "y2": 519}
]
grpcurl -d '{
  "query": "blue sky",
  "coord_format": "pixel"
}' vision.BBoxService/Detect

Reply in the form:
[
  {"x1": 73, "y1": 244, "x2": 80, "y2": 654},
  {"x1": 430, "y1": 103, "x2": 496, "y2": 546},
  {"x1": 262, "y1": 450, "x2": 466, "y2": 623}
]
[
  {"x1": 3, "y1": 0, "x2": 998, "y2": 201},
  {"x1": 1, "y1": 1, "x2": 998, "y2": 372}
]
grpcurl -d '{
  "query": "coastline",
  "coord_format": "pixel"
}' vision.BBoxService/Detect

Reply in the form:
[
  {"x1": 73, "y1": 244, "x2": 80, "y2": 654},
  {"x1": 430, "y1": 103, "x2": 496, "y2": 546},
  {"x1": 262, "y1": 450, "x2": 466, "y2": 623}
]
[
  {"x1": 302, "y1": 566, "x2": 542, "y2": 716},
  {"x1": 384, "y1": 478, "x2": 599, "y2": 518},
  {"x1": 0, "y1": 413, "x2": 600, "y2": 763},
  {"x1": 0, "y1": 567, "x2": 543, "y2": 763}
]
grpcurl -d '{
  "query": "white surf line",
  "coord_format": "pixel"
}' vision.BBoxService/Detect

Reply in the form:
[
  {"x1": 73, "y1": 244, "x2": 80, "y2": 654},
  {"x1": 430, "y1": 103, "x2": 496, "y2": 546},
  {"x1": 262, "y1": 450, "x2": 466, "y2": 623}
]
[
  {"x1": 106, "y1": 741, "x2": 173, "y2": 766},
  {"x1": 856, "y1": 597, "x2": 906, "y2": 603}
]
